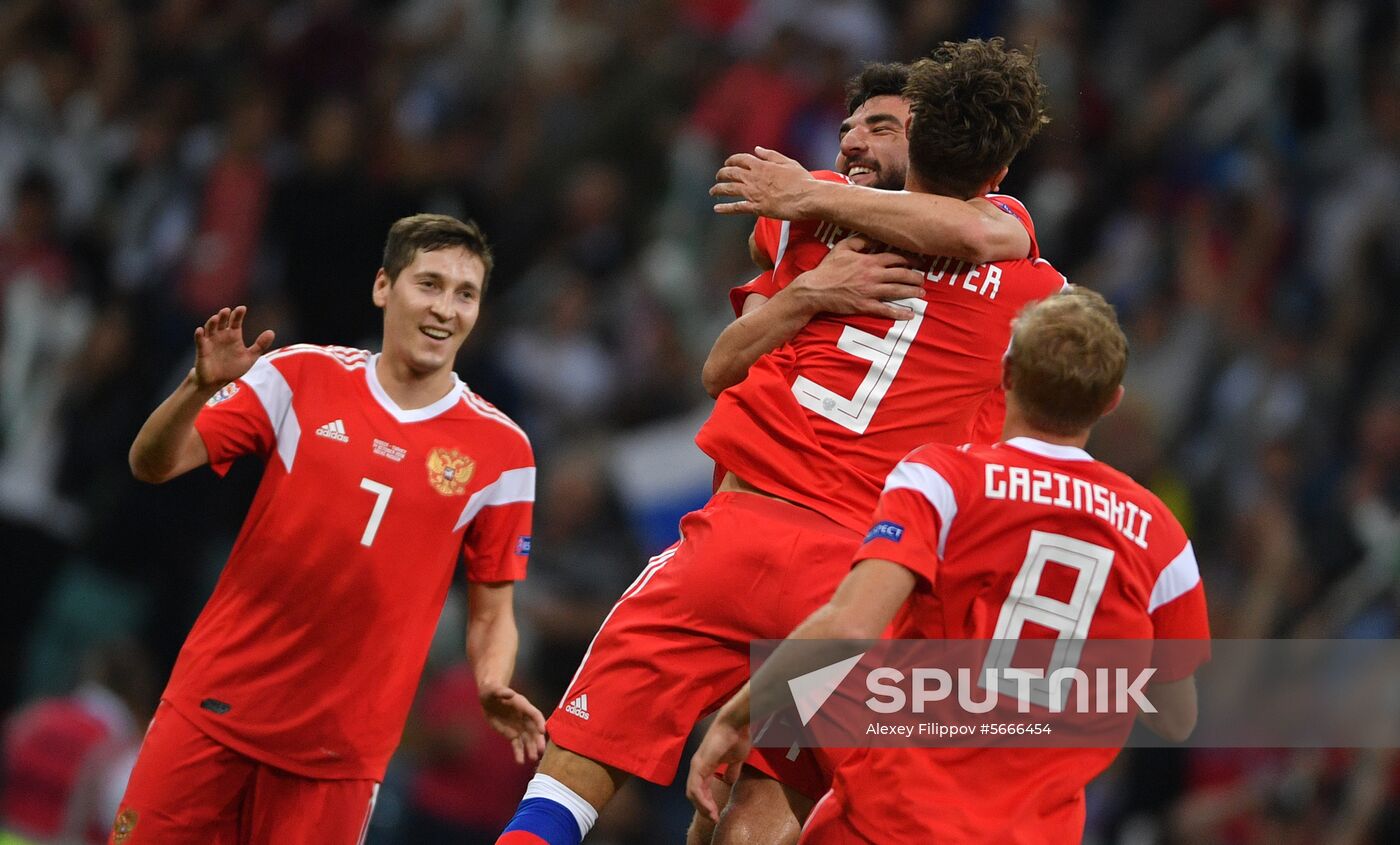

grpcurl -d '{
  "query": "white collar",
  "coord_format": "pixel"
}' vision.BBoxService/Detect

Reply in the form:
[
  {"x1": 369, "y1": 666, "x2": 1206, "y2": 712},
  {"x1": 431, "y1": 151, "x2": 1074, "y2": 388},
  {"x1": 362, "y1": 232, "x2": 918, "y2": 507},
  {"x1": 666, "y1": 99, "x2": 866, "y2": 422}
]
[
  {"x1": 364, "y1": 353, "x2": 462, "y2": 423},
  {"x1": 1003, "y1": 436, "x2": 1094, "y2": 462}
]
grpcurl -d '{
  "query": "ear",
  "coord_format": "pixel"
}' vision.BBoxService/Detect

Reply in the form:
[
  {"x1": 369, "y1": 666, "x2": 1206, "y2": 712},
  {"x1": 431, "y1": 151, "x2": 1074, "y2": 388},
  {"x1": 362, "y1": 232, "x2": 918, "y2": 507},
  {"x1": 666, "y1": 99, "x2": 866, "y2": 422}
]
[
  {"x1": 1101, "y1": 385, "x2": 1126, "y2": 418},
  {"x1": 1001, "y1": 354, "x2": 1014, "y2": 392},
  {"x1": 984, "y1": 165, "x2": 1010, "y2": 195},
  {"x1": 372, "y1": 269, "x2": 391, "y2": 308}
]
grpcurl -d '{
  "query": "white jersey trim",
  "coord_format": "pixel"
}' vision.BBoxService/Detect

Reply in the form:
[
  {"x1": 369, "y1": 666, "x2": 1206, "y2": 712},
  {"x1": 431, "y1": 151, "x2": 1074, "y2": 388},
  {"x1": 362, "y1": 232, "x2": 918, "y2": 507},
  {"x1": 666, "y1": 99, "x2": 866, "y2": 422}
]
[
  {"x1": 242, "y1": 357, "x2": 300, "y2": 472},
  {"x1": 454, "y1": 466, "x2": 536, "y2": 530},
  {"x1": 263, "y1": 344, "x2": 369, "y2": 369},
  {"x1": 364, "y1": 353, "x2": 462, "y2": 423},
  {"x1": 1003, "y1": 436, "x2": 1094, "y2": 462},
  {"x1": 459, "y1": 387, "x2": 532, "y2": 447},
  {"x1": 773, "y1": 219, "x2": 792, "y2": 269},
  {"x1": 884, "y1": 461, "x2": 958, "y2": 558},
  {"x1": 1149, "y1": 541, "x2": 1201, "y2": 614}
]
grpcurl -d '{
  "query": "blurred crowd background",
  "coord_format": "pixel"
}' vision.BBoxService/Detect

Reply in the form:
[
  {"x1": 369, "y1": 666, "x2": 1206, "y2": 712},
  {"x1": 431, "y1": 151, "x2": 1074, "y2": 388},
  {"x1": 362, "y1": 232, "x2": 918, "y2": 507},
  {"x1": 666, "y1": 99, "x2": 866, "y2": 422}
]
[{"x1": 1, "y1": 0, "x2": 1398, "y2": 842}]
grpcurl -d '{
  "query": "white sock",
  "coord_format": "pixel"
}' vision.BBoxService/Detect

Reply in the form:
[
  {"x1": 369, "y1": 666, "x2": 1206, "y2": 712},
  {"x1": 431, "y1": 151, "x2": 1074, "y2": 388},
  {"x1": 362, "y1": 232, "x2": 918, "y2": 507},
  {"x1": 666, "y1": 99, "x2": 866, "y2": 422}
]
[{"x1": 524, "y1": 773, "x2": 600, "y2": 839}]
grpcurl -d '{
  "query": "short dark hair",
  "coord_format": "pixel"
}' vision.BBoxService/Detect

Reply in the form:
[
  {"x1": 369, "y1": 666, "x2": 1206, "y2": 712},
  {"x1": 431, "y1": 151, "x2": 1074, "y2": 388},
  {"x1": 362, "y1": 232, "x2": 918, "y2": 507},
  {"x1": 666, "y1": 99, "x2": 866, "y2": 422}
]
[
  {"x1": 904, "y1": 38, "x2": 1049, "y2": 197},
  {"x1": 1006, "y1": 287, "x2": 1127, "y2": 436},
  {"x1": 845, "y1": 62, "x2": 911, "y2": 114},
  {"x1": 382, "y1": 213, "x2": 494, "y2": 287}
]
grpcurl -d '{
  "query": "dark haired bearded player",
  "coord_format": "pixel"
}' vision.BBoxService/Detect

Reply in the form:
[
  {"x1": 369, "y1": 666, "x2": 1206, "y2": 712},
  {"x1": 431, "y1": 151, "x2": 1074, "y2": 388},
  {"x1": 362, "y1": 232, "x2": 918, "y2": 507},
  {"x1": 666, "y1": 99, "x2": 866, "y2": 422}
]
[{"x1": 497, "y1": 39, "x2": 1064, "y2": 845}]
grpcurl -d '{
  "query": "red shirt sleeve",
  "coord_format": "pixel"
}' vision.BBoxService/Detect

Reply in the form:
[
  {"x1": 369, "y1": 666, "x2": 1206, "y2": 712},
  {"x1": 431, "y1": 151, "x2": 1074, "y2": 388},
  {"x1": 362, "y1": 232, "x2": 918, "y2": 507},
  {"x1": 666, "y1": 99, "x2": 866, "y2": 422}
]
[
  {"x1": 1149, "y1": 539, "x2": 1212, "y2": 680},
  {"x1": 854, "y1": 449, "x2": 964, "y2": 586},
  {"x1": 193, "y1": 358, "x2": 284, "y2": 476},
  {"x1": 752, "y1": 216, "x2": 784, "y2": 266},
  {"x1": 728, "y1": 271, "x2": 779, "y2": 318},
  {"x1": 984, "y1": 193, "x2": 1040, "y2": 259},
  {"x1": 460, "y1": 454, "x2": 535, "y2": 582}
]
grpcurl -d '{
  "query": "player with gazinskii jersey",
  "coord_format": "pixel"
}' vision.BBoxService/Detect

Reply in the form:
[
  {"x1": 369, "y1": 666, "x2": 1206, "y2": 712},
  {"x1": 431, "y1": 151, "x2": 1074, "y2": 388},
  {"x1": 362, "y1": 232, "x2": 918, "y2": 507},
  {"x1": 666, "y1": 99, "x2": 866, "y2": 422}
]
[
  {"x1": 496, "y1": 43, "x2": 1063, "y2": 845},
  {"x1": 112, "y1": 215, "x2": 545, "y2": 844},
  {"x1": 689, "y1": 288, "x2": 1210, "y2": 844}
]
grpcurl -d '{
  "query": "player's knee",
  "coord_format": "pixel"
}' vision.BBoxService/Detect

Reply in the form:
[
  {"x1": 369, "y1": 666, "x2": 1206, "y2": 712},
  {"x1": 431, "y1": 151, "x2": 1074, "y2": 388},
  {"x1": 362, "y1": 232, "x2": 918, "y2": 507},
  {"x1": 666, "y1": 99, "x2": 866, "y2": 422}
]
[
  {"x1": 713, "y1": 811, "x2": 796, "y2": 845},
  {"x1": 686, "y1": 809, "x2": 717, "y2": 845},
  {"x1": 712, "y1": 793, "x2": 801, "y2": 845}
]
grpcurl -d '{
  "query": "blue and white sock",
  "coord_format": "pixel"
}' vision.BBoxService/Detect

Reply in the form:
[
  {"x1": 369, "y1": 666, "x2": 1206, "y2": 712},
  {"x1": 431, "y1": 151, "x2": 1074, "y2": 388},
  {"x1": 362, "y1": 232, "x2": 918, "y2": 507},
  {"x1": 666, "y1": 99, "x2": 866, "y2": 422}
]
[{"x1": 497, "y1": 773, "x2": 600, "y2": 845}]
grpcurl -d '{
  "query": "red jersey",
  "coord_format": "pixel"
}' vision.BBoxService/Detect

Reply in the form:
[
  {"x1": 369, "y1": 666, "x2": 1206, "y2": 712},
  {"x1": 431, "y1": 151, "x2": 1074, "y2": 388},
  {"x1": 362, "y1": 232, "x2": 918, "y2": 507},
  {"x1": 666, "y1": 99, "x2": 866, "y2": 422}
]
[
  {"x1": 835, "y1": 437, "x2": 1210, "y2": 843},
  {"x1": 167, "y1": 345, "x2": 534, "y2": 780},
  {"x1": 700, "y1": 182, "x2": 1066, "y2": 533}
]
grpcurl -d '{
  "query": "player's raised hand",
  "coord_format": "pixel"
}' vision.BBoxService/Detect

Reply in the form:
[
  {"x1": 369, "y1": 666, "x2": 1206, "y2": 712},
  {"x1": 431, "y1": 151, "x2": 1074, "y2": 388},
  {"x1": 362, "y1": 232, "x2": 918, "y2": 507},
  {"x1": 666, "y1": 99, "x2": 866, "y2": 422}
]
[
  {"x1": 789, "y1": 235, "x2": 927, "y2": 321},
  {"x1": 712, "y1": 146, "x2": 816, "y2": 219},
  {"x1": 192, "y1": 306, "x2": 275, "y2": 391},
  {"x1": 479, "y1": 683, "x2": 548, "y2": 764},
  {"x1": 686, "y1": 706, "x2": 753, "y2": 824}
]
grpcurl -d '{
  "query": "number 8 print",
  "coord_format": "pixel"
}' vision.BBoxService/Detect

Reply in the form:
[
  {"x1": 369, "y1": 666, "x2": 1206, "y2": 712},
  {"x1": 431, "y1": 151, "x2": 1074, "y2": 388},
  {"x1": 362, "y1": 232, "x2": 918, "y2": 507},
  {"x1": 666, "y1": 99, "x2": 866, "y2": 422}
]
[{"x1": 981, "y1": 530, "x2": 1115, "y2": 711}]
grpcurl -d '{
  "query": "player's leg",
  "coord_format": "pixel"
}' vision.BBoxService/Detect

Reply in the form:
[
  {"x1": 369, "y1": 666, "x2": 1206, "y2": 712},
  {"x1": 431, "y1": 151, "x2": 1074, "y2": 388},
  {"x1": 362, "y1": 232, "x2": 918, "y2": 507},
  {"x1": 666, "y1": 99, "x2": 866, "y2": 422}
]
[
  {"x1": 708, "y1": 766, "x2": 812, "y2": 845},
  {"x1": 110, "y1": 701, "x2": 253, "y2": 844},
  {"x1": 238, "y1": 762, "x2": 377, "y2": 845},
  {"x1": 499, "y1": 498, "x2": 801, "y2": 844},
  {"x1": 495, "y1": 744, "x2": 622, "y2": 845},
  {"x1": 684, "y1": 774, "x2": 731, "y2": 845},
  {"x1": 710, "y1": 772, "x2": 808, "y2": 845}
]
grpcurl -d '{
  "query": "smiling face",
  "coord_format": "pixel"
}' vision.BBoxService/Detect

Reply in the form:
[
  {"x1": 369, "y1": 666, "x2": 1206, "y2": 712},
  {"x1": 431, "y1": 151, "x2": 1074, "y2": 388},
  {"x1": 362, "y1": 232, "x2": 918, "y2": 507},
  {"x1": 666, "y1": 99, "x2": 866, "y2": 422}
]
[
  {"x1": 372, "y1": 246, "x2": 485, "y2": 380},
  {"x1": 835, "y1": 93, "x2": 910, "y2": 191}
]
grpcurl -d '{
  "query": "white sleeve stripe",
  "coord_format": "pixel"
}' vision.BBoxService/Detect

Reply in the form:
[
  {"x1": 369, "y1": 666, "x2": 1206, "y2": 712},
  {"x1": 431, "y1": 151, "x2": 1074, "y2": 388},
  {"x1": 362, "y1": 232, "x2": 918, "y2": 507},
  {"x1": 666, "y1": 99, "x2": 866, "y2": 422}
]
[
  {"x1": 262, "y1": 345, "x2": 368, "y2": 369},
  {"x1": 455, "y1": 466, "x2": 536, "y2": 530},
  {"x1": 460, "y1": 389, "x2": 532, "y2": 446},
  {"x1": 773, "y1": 219, "x2": 792, "y2": 268},
  {"x1": 883, "y1": 461, "x2": 958, "y2": 558},
  {"x1": 1149, "y1": 541, "x2": 1201, "y2": 613},
  {"x1": 241, "y1": 358, "x2": 299, "y2": 472}
]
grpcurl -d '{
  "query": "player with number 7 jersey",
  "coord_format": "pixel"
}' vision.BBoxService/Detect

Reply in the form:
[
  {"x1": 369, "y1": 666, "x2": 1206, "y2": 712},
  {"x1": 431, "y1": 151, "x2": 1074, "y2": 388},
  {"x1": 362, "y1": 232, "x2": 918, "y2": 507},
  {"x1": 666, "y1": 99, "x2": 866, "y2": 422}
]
[{"x1": 113, "y1": 215, "x2": 544, "y2": 844}]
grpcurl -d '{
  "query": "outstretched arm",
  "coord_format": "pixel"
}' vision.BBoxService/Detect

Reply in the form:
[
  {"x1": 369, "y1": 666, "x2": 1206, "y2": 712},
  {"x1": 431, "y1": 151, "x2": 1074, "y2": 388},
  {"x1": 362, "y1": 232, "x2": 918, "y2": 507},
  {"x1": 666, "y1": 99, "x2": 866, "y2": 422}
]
[
  {"x1": 1136, "y1": 675, "x2": 1198, "y2": 743},
  {"x1": 467, "y1": 580, "x2": 547, "y2": 764},
  {"x1": 129, "y1": 306, "x2": 274, "y2": 483},
  {"x1": 701, "y1": 237, "x2": 926, "y2": 397},
  {"x1": 713, "y1": 147, "x2": 1030, "y2": 264}
]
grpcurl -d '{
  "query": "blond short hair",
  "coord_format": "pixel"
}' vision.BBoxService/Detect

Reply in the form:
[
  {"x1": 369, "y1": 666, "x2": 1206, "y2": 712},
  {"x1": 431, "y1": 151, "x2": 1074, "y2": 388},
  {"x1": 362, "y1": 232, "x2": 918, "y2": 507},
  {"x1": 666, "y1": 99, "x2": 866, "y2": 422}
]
[{"x1": 1005, "y1": 287, "x2": 1127, "y2": 435}]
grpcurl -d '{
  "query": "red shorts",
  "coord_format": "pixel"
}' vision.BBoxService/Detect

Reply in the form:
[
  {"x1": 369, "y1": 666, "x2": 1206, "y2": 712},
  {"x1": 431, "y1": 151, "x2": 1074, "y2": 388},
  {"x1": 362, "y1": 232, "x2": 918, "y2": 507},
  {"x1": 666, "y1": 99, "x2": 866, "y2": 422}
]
[
  {"x1": 547, "y1": 492, "x2": 861, "y2": 785},
  {"x1": 798, "y1": 787, "x2": 863, "y2": 844},
  {"x1": 742, "y1": 718, "x2": 851, "y2": 802},
  {"x1": 111, "y1": 701, "x2": 378, "y2": 844}
]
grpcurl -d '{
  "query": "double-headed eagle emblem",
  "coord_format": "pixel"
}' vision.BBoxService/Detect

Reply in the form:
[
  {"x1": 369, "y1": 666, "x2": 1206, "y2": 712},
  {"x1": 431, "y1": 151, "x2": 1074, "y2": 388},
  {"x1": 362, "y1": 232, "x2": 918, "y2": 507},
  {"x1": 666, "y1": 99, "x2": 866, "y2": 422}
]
[{"x1": 426, "y1": 447, "x2": 475, "y2": 496}]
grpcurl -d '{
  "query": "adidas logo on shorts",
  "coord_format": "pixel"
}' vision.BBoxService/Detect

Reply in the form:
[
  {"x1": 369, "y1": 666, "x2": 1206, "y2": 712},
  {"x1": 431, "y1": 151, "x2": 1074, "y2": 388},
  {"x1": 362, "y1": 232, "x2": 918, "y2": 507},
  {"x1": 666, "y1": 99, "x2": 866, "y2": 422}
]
[
  {"x1": 315, "y1": 419, "x2": 349, "y2": 443},
  {"x1": 564, "y1": 693, "x2": 591, "y2": 720}
]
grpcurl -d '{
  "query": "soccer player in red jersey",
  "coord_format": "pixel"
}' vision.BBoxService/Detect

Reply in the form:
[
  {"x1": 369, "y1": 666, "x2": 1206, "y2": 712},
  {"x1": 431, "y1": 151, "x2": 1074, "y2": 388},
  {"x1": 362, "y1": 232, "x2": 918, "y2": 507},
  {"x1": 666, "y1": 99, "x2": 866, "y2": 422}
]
[
  {"x1": 688, "y1": 288, "x2": 1209, "y2": 844},
  {"x1": 495, "y1": 42, "x2": 1058, "y2": 845},
  {"x1": 111, "y1": 214, "x2": 545, "y2": 843}
]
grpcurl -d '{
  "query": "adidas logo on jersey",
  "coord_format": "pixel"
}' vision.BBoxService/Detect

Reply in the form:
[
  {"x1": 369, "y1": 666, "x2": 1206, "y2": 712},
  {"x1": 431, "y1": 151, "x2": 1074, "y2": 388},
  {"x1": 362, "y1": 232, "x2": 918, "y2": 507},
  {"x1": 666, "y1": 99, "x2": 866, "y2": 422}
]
[
  {"x1": 564, "y1": 693, "x2": 590, "y2": 720},
  {"x1": 315, "y1": 419, "x2": 349, "y2": 443}
]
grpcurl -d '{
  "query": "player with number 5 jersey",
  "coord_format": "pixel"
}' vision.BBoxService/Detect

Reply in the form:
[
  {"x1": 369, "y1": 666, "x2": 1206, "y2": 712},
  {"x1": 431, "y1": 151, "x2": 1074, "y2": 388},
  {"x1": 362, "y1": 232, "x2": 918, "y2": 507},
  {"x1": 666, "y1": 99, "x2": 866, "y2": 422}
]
[{"x1": 112, "y1": 215, "x2": 545, "y2": 845}]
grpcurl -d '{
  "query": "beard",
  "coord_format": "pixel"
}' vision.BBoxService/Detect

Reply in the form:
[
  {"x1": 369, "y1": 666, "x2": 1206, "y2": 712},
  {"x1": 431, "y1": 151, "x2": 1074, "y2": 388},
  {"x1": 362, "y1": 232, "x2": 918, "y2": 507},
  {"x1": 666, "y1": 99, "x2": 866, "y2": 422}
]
[
  {"x1": 873, "y1": 162, "x2": 908, "y2": 191},
  {"x1": 847, "y1": 158, "x2": 909, "y2": 192}
]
